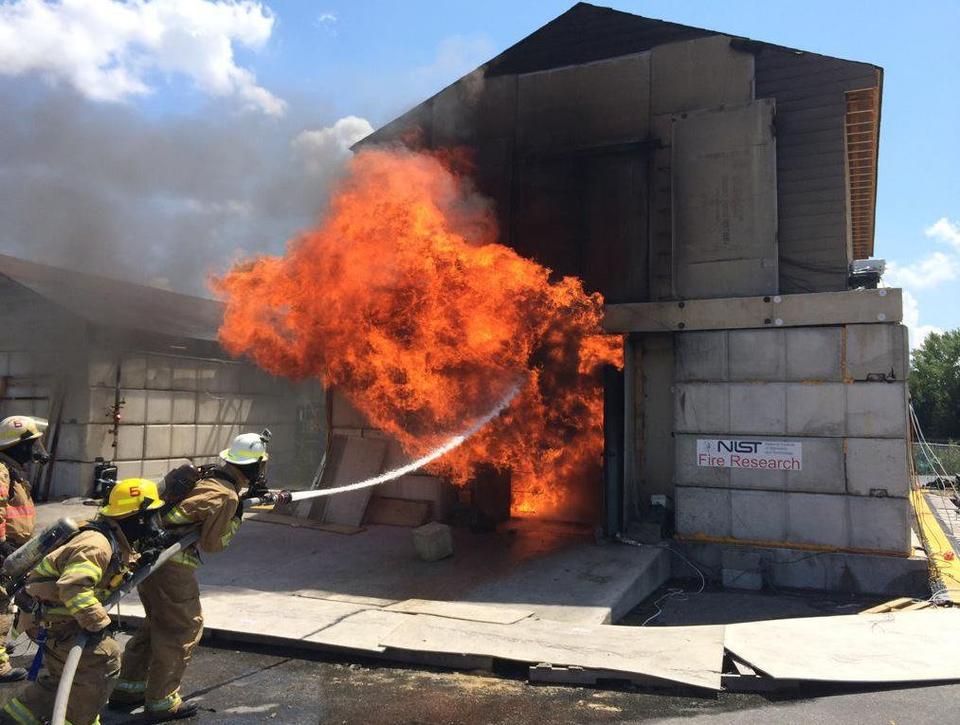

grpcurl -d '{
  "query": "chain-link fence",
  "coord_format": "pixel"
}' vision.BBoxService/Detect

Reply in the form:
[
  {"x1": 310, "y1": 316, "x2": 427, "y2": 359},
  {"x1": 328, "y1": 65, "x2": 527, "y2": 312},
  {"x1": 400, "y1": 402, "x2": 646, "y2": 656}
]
[{"x1": 913, "y1": 442, "x2": 960, "y2": 476}]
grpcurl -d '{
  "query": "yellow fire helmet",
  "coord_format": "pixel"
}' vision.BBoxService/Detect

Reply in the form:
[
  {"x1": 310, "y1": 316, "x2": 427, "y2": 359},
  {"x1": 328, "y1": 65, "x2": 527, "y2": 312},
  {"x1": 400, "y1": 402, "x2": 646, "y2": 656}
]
[
  {"x1": 0, "y1": 415, "x2": 48, "y2": 451},
  {"x1": 99, "y1": 478, "x2": 165, "y2": 519}
]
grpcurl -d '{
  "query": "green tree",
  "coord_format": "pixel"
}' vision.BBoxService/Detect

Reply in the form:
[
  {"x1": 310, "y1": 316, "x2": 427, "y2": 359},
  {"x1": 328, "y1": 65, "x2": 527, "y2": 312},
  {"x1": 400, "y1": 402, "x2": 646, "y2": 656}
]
[{"x1": 910, "y1": 329, "x2": 960, "y2": 441}]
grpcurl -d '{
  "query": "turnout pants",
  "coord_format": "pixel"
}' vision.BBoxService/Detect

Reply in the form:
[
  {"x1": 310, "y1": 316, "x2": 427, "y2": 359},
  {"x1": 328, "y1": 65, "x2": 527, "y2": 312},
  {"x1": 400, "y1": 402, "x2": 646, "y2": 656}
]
[
  {"x1": 113, "y1": 562, "x2": 203, "y2": 714},
  {"x1": 2, "y1": 617, "x2": 120, "y2": 725},
  {"x1": 0, "y1": 600, "x2": 15, "y2": 675}
]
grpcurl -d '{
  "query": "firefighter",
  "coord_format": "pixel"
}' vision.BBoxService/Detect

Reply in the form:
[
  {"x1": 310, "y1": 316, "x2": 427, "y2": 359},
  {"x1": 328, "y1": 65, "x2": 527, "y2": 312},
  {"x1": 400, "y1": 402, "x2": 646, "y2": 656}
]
[
  {"x1": 111, "y1": 431, "x2": 269, "y2": 721},
  {"x1": 0, "y1": 415, "x2": 47, "y2": 683},
  {"x1": 0, "y1": 478, "x2": 165, "y2": 725}
]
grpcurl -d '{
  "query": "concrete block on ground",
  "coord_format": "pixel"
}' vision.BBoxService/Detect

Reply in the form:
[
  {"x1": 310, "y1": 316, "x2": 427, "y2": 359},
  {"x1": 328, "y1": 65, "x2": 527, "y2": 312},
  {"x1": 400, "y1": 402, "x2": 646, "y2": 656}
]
[
  {"x1": 845, "y1": 383, "x2": 907, "y2": 437},
  {"x1": 674, "y1": 383, "x2": 729, "y2": 432},
  {"x1": 728, "y1": 329, "x2": 786, "y2": 381},
  {"x1": 786, "y1": 493, "x2": 847, "y2": 548},
  {"x1": 676, "y1": 486, "x2": 732, "y2": 538},
  {"x1": 845, "y1": 438, "x2": 910, "y2": 497},
  {"x1": 115, "y1": 425, "x2": 144, "y2": 460},
  {"x1": 674, "y1": 435, "x2": 731, "y2": 487},
  {"x1": 845, "y1": 323, "x2": 908, "y2": 382},
  {"x1": 145, "y1": 356, "x2": 172, "y2": 390},
  {"x1": 412, "y1": 522, "x2": 454, "y2": 562},
  {"x1": 786, "y1": 383, "x2": 845, "y2": 436},
  {"x1": 730, "y1": 489, "x2": 786, "y2": 542},
  {"x1": 119, "y1": 355, "x2": 147, "y2": 389},
  {"x1": 785, "y1": 327, "x2": 842, "y2": 381},
  {"x1": 145, "y1": 425, "x2": 172, "y2": 459},
  {"x1": 675, "y1": 331, "x2": 727, "y2": 381},
  {"x1": 729, "y1": 383, "x2": 786, "y2": 434},
  {"x1": 847, "y1": 496, "x2": 910, "y2": 553},
  {"x1": 172, "y1": 392, "x2": 197, "y2": 424},
  {"x1": 146, "y1": 390, "x2": 173, "y2": 424}
]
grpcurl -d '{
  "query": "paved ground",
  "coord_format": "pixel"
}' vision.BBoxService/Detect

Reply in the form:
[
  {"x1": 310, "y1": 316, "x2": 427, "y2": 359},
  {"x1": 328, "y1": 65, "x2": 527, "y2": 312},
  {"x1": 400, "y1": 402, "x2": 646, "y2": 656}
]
[
  {"x1": 3, "y1": 637, "x2": 955, "y2": 725},
  {"x1": 1, "y1": 586, "x2": 955, "y2": 724}
]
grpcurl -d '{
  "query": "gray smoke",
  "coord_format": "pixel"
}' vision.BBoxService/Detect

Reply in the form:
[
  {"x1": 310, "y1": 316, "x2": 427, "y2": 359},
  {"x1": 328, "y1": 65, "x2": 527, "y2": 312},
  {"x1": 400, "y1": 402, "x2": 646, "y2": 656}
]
[{"x1": 0, "y1": 78, "x2": 372, "y2": 295}]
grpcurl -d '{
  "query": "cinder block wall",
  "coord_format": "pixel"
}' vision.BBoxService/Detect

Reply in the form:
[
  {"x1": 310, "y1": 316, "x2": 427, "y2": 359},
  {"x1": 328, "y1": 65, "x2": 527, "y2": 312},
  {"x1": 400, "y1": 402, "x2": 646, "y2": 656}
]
[
  {"x1": 673, "y1": 323, "x2": 911, "y2": 554},
  {"x1": 55, "y1": 351, "x2": 324, "y2": 497}
]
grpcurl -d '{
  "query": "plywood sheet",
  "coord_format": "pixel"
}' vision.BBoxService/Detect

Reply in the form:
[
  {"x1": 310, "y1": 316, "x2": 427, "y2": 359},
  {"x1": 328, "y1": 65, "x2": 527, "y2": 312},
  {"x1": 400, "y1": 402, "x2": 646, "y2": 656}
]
[
  {"x1": 120, "y1": 586, "x2": 374, "y2": 642},
  {"x1": 305, "y1": 609, "x2": 410, "y2": 653},
  {"x1": 319, "y1": 435, "x2": 388, "y2": 526},
  {"x1": 672, "y1": 99, "x2": 778, "y2": 299},
  {"x1": 725, "y1": 610, "x2": 960, "y2": 682},
  {"x1": 384, "y1": 599, "x2": 534, "y2": 625},
  {"x1": 380, "y1": 615, "x2": 724, "y2": 690}
]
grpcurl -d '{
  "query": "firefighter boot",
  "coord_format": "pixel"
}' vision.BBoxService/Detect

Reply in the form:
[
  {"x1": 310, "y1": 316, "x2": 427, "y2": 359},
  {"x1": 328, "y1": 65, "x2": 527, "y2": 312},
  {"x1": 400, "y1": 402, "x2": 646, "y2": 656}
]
[{"x1": 146, "y1": 700, "x2": 200, "y2": 721}]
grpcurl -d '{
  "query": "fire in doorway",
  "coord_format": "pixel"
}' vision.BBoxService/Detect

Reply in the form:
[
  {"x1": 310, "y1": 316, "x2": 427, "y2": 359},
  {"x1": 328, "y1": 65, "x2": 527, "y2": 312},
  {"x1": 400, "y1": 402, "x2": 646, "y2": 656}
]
[{"x1": 215, "y1": 148, "x2": 621, "y2": 520}]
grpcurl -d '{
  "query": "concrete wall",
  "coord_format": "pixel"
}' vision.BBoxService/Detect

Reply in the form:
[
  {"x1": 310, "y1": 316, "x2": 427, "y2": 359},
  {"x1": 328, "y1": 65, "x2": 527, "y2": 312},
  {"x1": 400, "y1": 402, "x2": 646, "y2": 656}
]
[
  {"x1": 54, "y1": 350, "x2": 324, "y2": 497},
  {"x1": 672, "y1": 322, "x2": 911, "y2": 553}
]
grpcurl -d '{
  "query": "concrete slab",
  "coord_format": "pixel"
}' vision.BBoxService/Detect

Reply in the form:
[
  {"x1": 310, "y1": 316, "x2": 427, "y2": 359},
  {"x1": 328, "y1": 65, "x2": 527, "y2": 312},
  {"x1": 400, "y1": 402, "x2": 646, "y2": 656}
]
[
  {"x1": 380, "y1": 614, "x2": 725, "y2": 691},
  {"x1": 846, "y1": 438, "x2": 910, "y2": 496},
  {"x1": 725, "y1": 610, "x2": 960, "y2": 683},
  {"x1": 845, "y1": 383, "x2": 908, "y2": 438},
  {"x1": 845, "y1": 323, "x2": 908, "y2": 382},
  {"x1": 785, "y1": 327, "x2": 843, "y2": 381}
]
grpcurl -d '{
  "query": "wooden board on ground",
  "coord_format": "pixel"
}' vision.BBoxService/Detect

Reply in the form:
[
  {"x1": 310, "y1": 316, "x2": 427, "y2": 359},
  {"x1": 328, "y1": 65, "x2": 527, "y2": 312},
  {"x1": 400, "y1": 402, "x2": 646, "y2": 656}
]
[
  {"x1": 365, "y1": 497, "x2": 431, "y2": 527},
  {"x1": 860, "y1": 597, "x2": 932, "y2": 614},
  {"x1": 246, "y1": 512, "x2": 364, "y2": 535},
  {"x1": 316, "y1": 435, "x2": 388, "y2": 527},
  {"x1": 379, "y1": 614, "x2": 724, "y2": 690},
  {"x1": 120, "y1": 585, "x2": 376, "y2": 642},
  {"x1": 384, "y1": 599, "x2": 534, "y2": 625},
  {"x1": 725, "y1": 609, "x2": 960, "y2": 683}
]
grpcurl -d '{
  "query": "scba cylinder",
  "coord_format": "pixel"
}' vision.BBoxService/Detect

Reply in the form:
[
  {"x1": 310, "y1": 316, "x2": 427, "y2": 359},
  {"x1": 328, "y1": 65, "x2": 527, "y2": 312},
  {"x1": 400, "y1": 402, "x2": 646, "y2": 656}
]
[{"x1": 2, "y1": 517, "x2": 80, "y2": 581}]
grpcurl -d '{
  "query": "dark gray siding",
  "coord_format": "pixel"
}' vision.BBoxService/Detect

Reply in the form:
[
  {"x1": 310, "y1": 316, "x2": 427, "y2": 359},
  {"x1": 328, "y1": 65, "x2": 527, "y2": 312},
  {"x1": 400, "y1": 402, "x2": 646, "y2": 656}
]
[{"x1": 755, "y1": 48, "x2": 881, "y2": 293}]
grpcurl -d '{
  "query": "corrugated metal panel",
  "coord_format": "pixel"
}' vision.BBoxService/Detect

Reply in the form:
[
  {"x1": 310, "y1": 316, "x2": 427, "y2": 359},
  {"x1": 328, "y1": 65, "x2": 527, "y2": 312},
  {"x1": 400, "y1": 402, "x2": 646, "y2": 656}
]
[{"x1": 755, "y1": 48, "x2": 881, "y2": 294}]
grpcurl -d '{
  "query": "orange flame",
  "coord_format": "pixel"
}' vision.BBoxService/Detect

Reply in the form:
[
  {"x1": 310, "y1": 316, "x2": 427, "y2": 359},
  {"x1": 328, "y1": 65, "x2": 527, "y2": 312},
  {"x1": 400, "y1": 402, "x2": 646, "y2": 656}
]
[{"x1": 214, "y1": 147, "x2": 622, "y2": 519}]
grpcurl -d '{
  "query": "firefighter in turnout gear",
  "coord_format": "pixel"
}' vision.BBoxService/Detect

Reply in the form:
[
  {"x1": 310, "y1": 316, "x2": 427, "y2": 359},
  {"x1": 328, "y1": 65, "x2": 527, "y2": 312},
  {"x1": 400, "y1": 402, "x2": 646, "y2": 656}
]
[
  {"x1": 0, "y1": 416, "x2": 47, "y2": 684},
  {"x1": 111, "y1": 431, "x2": 269, "y2": 721},
  {"x1": 0, "y1": 478, "x2": 165, "y2": 725}
]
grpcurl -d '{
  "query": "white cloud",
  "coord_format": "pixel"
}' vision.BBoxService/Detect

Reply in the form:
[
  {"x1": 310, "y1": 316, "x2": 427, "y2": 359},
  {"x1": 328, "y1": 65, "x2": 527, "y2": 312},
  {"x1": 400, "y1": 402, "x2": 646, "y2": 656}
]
[
  {"x1": 0, "y1": 0, "x2": 285, "y2": 115},
  {"x1": 292, "y1": 116, "x2": 373, "y2": 173},
  {"x1": 885, "y1": 251, "x2": 959, "y2": 290},
  {"x1": 926, "y1": 217, "x2": 960, "y2": 250},
  {"x1": 317, "y1": 11, "x2": 336, "y2": 23},
  {"x1": 901, "y1": 290, "x2": 943, "y2": 350}
]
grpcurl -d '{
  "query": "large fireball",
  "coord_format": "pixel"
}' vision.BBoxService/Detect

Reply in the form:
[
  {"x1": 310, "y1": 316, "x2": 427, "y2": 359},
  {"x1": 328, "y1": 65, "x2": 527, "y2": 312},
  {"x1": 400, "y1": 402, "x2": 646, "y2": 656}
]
[{"x1": 215, "y1": 147, "x2": 622, "y2": 518}]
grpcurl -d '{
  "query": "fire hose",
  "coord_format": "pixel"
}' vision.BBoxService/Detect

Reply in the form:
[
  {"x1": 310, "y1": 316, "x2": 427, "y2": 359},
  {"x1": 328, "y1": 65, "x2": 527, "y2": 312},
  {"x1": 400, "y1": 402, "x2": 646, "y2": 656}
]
[{"x1": 51, "y1": 384, "x2": 519, "y2": 724}]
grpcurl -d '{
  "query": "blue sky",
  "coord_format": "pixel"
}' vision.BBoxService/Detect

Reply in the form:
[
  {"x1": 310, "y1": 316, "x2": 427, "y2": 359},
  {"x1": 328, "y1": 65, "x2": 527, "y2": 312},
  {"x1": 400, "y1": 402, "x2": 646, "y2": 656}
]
[{"x1": 0, "y1": 0, "x2": 957, "y2": 343}]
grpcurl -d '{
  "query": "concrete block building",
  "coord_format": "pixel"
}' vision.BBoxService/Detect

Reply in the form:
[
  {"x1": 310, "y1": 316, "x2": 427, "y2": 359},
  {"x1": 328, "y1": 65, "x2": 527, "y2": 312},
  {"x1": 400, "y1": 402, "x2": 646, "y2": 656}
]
[
  {"x1": 0, "y1": 254, "x2": 324, "y2": 498},
  {"x1": 362, "y1": 3, "x2": 919, "y2": 590}
]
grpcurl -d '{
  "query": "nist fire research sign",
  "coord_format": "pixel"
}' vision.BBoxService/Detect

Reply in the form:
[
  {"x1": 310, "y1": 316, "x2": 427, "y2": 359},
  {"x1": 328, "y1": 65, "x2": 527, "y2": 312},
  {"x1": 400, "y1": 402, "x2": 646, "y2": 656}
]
[{"x1": 696, "y1": 439, "x2": 802, "y2": 471}]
